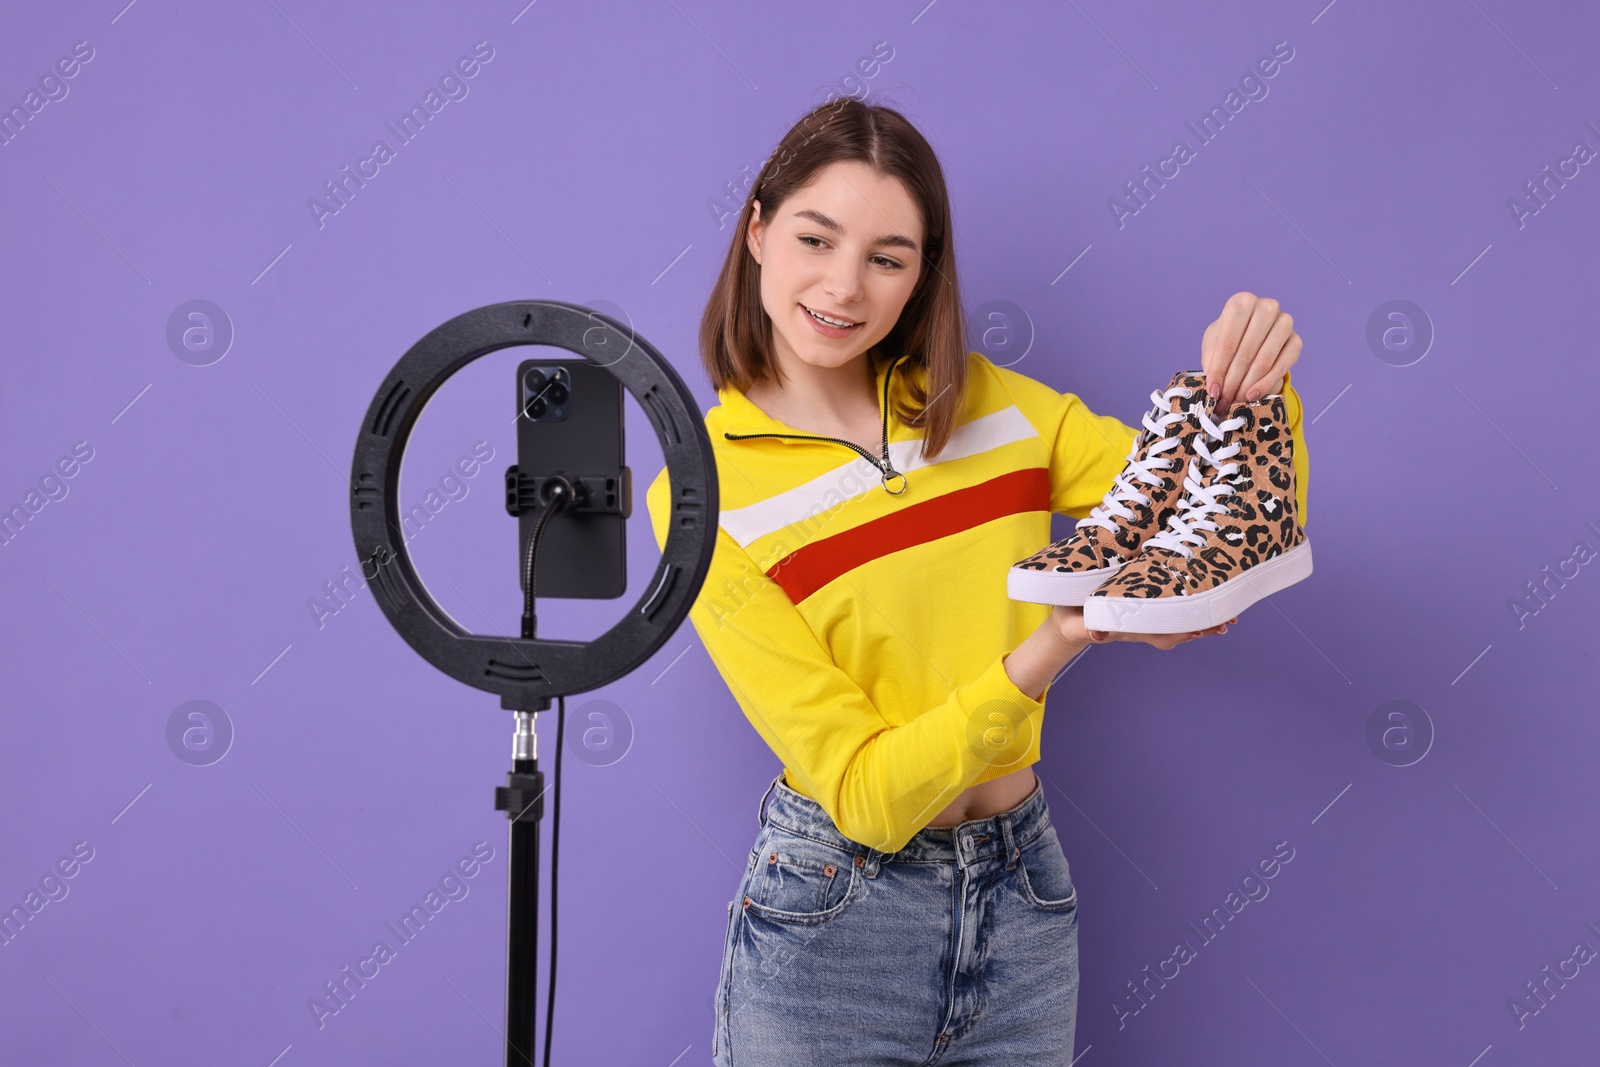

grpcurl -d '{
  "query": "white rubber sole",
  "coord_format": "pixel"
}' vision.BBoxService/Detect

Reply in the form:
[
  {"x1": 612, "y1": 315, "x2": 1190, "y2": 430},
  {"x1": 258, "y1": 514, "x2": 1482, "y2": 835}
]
[
  {"x1": 1007, "y1": 558, "x2": 1124, "y2": 607},
  {"x1": 1081, "y1": 540, "x2": 1313, "y2": 633}
]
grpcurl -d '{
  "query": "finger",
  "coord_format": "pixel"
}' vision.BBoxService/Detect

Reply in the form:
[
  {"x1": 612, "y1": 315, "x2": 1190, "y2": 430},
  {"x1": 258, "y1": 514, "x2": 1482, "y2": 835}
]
[
  {"x1": 1221, "y1": 297, "x2": 1278, "y2": 410},
  {"x1": 1200, "y1": 319, "x2": 1222, "y2": 380},
  {"x1": 1207, "y1": 295, "x2": 1254, "y2": 404},
  {"x1": 1248, "y1": 332, "x2": 1301, "y2": 403},
  {"x1": 1222, "y1": 299, "x2": 1273, "y2": 412},
  {"x1": 1241, "y1": 314, "x2": 1295, "y2": 402}
]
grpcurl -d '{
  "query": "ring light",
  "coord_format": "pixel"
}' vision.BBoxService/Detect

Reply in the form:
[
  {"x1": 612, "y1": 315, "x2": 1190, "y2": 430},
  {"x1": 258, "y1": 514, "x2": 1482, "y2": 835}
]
[{"x1": 348, "y1": 299, "x2": 718, "y2": 710}]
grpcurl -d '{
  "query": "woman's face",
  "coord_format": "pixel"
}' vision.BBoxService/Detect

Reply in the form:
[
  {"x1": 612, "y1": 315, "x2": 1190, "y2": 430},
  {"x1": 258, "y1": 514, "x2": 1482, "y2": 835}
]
[{"x1": 746, "y1": 160, "x2": 925, "y2": 376}]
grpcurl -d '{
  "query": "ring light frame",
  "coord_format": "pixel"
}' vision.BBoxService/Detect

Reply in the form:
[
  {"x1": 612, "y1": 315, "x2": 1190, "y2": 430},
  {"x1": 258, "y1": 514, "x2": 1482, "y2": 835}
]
[{"x1": 349, "y1": 299, "x2": 718, "y2": 711}]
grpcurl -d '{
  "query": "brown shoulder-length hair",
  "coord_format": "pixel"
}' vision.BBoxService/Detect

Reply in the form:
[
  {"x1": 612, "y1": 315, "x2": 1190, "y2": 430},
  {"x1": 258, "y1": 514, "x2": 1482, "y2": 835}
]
[{"x1": 699, "y1": 97, "x2": 968, "y2": 462}]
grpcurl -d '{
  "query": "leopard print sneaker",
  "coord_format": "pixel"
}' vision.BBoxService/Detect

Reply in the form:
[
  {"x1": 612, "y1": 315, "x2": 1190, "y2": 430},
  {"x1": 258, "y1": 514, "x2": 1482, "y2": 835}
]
[
  {"x1": 1081, "y1": 390, "x2": 1311, "y2": 634},
  {"x1": 1007, "y1": 370, "x2": 1211, "y2": 607}
]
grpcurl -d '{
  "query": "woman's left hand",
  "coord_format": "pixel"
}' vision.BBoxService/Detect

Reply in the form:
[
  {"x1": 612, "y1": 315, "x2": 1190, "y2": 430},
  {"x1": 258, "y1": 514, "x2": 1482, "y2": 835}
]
[{"x1": 1201, "y1": 292, "x2": 1303, "y2": 412}]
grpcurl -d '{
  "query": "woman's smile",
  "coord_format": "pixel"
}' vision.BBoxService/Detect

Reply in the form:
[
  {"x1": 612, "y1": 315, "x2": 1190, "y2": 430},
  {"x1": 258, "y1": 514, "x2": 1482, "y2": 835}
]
[{"x1": 800, "y1": 302, "x2": 863, "y2": 337}]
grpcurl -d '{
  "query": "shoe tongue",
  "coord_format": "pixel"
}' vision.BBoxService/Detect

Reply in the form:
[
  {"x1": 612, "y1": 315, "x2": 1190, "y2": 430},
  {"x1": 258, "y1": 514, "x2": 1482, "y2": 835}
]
[
  {"x1": 1134, "y1": 371, "x2": 1211, "y2": 460},
  {"x1": 1151, "y1": 371, "x2": 1210, "y2": 430},
  {"x1": 1177, "y1": 435, "x2": 1247, "y2": 506}
]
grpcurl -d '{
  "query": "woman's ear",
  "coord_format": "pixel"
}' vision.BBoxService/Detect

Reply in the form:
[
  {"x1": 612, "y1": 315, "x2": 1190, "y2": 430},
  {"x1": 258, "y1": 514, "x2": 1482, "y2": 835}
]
[{"x1": 745, "y1": 199, "x2": 764, "y2": 265}]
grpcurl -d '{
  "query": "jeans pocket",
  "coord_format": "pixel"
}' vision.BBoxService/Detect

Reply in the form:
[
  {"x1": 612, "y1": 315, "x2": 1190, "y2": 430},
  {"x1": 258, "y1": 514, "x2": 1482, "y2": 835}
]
[
  {"x1": 1016, "y1": 821, "x2": 1079, "y2": 913},
  {"x1": 742, "y1": 824, "x2": 862, "y2": 926}
]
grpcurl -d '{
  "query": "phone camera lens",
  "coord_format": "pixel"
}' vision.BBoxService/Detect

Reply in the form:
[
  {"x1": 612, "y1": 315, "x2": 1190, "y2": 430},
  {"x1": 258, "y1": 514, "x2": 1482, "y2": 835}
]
[
  {"x1": 523, "y1": 369, "x2": 551, "y2": 419},
  {"x1": 545, "y1": 381, "x2": 569, "y2": 405}
]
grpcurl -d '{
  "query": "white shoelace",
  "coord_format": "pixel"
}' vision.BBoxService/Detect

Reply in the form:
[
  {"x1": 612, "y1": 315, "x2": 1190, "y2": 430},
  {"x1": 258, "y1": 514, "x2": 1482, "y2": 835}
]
[
  {"x1": 1075, "y1": 384, "x2": 1195, "y2": 537},
  {"x1": 1140, "y1": 407, "x2": 1248, "y2": 558}
]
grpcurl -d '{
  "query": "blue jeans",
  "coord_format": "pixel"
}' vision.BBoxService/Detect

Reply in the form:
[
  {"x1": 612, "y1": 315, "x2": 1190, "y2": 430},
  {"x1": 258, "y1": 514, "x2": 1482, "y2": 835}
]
[{"x1": 712, "y1": 770, "x2": 1080, "y2": 1065}]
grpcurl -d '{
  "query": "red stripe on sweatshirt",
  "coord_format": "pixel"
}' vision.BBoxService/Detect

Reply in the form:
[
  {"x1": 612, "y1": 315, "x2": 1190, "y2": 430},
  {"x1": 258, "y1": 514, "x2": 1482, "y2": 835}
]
[{"x1": 766, "y1": 466, "x2": 1051, "y2": 604}]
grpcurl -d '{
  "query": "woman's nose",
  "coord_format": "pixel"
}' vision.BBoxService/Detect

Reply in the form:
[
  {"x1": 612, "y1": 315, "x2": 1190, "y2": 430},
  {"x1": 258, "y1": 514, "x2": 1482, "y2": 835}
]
[{"x1": 822, "y1": 269, "x2": 864, "y2": 303}]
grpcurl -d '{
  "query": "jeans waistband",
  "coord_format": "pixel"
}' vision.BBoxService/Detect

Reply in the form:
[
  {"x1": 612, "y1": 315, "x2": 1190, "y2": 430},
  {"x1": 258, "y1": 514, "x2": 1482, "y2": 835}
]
[{"x1": 756, "y1": 770, "x2": 1052, "y2": 871}]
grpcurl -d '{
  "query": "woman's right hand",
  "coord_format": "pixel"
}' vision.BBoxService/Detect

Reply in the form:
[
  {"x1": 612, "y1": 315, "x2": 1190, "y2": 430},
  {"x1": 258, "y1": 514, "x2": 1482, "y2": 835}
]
[{"x1": 1050, "y1": 604, "x2": 1234, "y2": 652}]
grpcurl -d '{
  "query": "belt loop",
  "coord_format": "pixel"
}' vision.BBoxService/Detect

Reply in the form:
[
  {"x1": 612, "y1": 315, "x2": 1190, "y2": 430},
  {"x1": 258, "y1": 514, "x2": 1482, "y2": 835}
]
[
  {"x1": 999, "y1": 810, "x2": 1019, "y2": 871},
  {"x1": 757, "y1": 771, "x2": 782, "y2": 828},
  {"x1": 857, "y1": 846, "x2": 881, "y2": 878}
]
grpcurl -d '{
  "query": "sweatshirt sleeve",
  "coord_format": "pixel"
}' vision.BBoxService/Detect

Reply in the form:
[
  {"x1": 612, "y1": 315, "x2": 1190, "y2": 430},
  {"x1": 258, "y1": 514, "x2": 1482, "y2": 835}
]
[
  {"x1": 1278, "y1": 369, "x2": 1310, "y2": 528},
  {"x1": 646, "y1": 468, "x2": 1049, "y2": 854}
]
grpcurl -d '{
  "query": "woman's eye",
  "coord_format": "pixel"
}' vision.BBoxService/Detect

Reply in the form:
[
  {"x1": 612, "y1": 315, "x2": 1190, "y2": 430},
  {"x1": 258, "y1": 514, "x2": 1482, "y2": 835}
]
[{"x1": 797, "y1": 236, "x2": 902, "y2": 270}]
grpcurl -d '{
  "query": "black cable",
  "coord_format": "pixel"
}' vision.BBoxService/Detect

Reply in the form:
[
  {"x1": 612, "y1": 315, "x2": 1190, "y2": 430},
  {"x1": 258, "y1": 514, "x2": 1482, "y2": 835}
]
[{"x1": 517, "y1": 476, "x2": 572, "y2": 1066}]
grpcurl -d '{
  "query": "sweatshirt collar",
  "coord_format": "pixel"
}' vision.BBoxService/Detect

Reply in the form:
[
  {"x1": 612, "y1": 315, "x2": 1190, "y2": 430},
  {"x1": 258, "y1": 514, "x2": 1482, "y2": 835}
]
[{"x1": 713, "y1": 352, "x2": 907, "y2": 439}]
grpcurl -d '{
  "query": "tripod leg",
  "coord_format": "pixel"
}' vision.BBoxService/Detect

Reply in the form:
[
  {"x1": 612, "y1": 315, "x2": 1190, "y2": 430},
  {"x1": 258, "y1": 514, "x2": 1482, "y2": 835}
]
[
  {"x1": 506, "y1": 812, "x2": 540, "y2": 1067},
  {"x1": 497, "y1": 711, "x2": 546, "y2": 1067}
]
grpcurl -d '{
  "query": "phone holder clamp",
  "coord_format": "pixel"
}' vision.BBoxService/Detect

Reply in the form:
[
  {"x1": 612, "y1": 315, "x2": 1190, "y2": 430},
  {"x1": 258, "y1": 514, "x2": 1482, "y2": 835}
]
[{"x1": 504, "y1": 466, "x2": 632, "y2": 518}]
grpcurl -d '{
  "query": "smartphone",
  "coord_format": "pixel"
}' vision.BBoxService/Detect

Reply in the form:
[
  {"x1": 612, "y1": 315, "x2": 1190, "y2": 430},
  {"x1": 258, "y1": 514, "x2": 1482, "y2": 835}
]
[{"x1": 513, "y1": 357, "x2": 629, "y2": 599}]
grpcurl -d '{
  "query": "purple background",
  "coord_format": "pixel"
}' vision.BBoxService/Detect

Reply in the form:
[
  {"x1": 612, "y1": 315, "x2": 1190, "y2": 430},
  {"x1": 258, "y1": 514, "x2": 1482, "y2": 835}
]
[{"x1": 3, "y1": 1, "x2": 1597, "y2": 1064}]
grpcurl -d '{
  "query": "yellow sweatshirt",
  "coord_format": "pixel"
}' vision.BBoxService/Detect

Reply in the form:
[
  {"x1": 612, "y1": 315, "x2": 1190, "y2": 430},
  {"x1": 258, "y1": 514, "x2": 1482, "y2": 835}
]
[{"x1": 646, "y1": 350, "x2": 1307, "y2": 853}]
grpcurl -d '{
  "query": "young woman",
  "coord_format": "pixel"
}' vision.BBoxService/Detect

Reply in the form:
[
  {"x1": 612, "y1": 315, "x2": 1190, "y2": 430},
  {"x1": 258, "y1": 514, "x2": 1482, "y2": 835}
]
[{"x1": 646, "y1": 97, "x2": 1305, "y2": 1065}]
